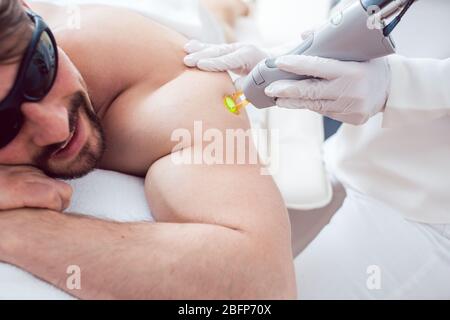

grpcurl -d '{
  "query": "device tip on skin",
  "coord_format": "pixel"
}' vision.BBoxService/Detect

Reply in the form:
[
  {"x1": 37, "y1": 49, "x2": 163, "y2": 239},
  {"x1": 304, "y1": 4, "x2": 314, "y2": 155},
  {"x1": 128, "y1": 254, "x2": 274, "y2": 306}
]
[{"x1": 223, "y1": 91, "x2": 249, "y2": 115}]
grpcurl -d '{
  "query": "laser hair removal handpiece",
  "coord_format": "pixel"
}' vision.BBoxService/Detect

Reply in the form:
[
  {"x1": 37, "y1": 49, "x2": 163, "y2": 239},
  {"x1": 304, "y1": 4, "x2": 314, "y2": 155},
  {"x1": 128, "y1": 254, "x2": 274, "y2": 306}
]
[{"x1": 241, "y1": 0, "x2": 416, "y2": 108}]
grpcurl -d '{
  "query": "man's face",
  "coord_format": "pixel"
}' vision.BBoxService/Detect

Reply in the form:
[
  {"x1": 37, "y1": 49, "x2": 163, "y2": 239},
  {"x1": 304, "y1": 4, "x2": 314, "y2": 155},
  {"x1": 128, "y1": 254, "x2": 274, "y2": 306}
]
[{"x1": 0, "y1": 48, "x2": 105, "y2": 179}]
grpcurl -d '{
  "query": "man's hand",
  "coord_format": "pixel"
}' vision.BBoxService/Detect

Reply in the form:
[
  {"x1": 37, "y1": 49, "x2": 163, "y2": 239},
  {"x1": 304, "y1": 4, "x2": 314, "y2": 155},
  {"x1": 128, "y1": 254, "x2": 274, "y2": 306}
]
[{"x1": 0, "y1": 165, "x2": 72, "y2": 212}]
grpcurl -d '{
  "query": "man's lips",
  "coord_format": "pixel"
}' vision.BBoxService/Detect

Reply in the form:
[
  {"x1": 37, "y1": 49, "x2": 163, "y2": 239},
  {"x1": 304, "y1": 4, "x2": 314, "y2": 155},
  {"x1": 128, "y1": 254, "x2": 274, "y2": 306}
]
[
  {"x1": 51, "y1": 114, "x2": 84, "y2": 159},
  {"x1": 55, "y1": 130, "x2": 75, "y2": 153}
]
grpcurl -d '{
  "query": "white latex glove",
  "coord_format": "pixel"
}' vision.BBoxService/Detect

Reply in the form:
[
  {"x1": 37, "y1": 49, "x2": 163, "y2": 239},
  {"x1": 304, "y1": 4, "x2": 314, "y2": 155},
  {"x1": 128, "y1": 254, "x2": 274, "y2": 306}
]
[
  {"x1": 265, "y1": 55, "x2": 391, "y2": 125},
  {"x1": 183, "y1": 40, "x2": 269, "y2": 75}
]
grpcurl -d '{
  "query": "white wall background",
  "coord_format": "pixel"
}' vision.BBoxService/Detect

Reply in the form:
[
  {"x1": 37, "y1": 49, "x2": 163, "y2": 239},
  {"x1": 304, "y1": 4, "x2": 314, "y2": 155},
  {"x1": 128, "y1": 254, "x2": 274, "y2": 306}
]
[
  {"x1": 253, "y1": 0, "x2": 330, "y2": 47},
  {"x1": 233, "y1": 1, "x2": 335, "y2": 211}
]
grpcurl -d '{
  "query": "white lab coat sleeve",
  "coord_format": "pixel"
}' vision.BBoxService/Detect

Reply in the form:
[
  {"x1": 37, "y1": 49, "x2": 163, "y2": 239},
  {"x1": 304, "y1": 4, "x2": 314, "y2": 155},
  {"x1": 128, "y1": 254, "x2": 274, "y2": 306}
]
[{"x1": 382, "y1": 55, "x2": 450, "y2": 128}]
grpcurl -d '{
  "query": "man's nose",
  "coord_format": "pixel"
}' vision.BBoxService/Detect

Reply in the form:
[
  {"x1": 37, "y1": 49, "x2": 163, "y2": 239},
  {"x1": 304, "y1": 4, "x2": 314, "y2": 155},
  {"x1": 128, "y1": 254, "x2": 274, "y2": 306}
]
[{"x1": 21, "y1": 102, "x2": 71, "y2": 147}]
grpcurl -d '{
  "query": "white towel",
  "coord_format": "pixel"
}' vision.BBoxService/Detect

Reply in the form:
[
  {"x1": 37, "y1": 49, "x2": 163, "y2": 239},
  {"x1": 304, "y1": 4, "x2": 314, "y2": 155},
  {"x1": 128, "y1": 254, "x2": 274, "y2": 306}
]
[{"x1": 66, "y1": 169, "x2": 153, "y2": 223}]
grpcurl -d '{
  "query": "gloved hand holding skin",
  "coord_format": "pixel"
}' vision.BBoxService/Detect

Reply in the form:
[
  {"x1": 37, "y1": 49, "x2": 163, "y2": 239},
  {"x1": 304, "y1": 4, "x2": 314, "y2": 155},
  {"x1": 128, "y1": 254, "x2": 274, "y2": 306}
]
[
  {"x1": 183, "y1": 40, "x2": 270, "y2": 75},
  {"x1": 265, "y1": 55, "x2": 391, "y2": 125},
  {"x1": 183, "y1": 33, "x2": 310, "y2": 76}
]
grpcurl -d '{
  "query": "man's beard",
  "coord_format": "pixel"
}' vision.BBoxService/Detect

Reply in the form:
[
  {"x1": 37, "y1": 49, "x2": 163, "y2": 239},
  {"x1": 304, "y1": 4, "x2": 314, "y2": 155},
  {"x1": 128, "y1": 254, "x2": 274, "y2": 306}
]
[{"x1": 34, "y1": 93, "x2": 106, "y2": 180}]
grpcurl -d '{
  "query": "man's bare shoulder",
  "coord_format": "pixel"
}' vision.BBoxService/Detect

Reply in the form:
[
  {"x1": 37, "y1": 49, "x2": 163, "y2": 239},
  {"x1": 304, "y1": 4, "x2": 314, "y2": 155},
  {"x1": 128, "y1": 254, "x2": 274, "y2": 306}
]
[
  {"x1": 42, "y1": 4, "x2": 189, "y2": 112},
  {"x1": 99, "y1": 67, "x2": 243, "y2": 175}
]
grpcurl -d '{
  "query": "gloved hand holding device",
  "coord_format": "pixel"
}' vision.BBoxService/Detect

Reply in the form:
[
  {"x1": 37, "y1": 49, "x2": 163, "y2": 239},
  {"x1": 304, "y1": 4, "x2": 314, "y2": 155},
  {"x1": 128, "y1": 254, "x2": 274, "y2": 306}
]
[
  {"x1": 184, "y1": 0, "x2": 416, "y2": 125},
  {"x1": 184, "y1": 39, "x2": 391, "y2": 125},
  {"x1": 265, "y1": 55, "x2": 391, "y2": 125}
]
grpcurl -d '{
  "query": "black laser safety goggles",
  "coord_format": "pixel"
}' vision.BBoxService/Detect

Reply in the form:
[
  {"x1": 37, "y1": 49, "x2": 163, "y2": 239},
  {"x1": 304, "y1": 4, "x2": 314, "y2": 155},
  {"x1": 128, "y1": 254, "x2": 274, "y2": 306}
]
[{"x1": 0, "y1": 10, "x2": 58, "y2": 149}]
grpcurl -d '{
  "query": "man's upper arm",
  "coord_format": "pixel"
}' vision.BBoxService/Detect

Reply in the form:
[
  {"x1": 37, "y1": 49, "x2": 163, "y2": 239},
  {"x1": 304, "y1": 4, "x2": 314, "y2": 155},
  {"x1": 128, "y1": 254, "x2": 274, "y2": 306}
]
[
  {"x1": 137, "y1": 70, "x2": 291, "y2": 240},
  {"x1": 101, "y1": 65, "x2": 288, "y2": 230},
  {"x1": 145, "y1": 151, "x2": 290, "y2": 239}
]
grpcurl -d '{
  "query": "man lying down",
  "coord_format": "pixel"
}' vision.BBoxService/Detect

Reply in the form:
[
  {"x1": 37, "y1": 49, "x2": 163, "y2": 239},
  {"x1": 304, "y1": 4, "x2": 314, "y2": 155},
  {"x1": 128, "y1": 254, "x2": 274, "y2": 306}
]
[{"x1": 0, "y1": 0, "x2": 296, "y2": 299}]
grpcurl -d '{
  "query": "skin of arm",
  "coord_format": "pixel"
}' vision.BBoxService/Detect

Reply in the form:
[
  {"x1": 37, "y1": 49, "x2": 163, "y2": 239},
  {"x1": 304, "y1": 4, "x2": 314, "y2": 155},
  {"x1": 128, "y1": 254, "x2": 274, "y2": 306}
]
[{"x1": 0, "y1": 5, "x2": 297, "y2": 299}]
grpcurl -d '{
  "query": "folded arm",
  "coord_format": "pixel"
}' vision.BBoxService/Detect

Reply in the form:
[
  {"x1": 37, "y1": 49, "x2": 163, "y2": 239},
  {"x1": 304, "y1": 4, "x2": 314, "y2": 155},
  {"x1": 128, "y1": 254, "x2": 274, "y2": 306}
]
[{"x1": 0, "y1": 207, "x2": 294, "y2": 299}]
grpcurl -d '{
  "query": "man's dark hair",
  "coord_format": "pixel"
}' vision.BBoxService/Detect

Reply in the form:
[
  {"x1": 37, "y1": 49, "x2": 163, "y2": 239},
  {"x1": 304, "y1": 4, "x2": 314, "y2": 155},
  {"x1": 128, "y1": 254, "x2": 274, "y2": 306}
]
[{"x1": 0, "y1": 0, "x2": 33, "y2": 64}]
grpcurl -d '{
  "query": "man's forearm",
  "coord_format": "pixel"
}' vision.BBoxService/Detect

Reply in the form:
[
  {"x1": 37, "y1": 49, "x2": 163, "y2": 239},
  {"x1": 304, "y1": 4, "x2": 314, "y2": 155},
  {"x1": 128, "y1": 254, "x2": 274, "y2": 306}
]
[{"x1": 0, "y1": 209, "x2": 294, "y2": 299}]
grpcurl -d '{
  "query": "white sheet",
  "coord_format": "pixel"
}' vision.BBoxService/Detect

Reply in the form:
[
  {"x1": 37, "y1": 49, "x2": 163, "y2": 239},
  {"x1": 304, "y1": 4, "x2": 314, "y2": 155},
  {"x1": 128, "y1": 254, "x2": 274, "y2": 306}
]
[{"x1": 67, "y1": 170, "x2": 152, "y2": 223}]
